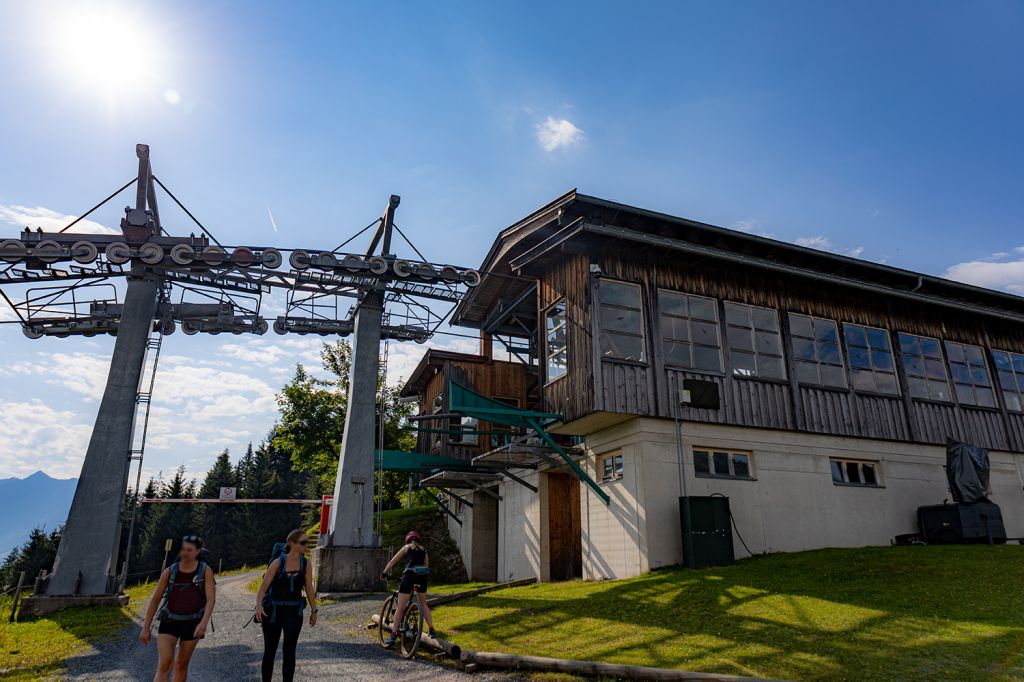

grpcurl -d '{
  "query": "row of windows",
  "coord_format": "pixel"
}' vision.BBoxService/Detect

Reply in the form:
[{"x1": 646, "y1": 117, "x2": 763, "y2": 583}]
[
  {"x1": 599, "y1": 448, "x2": 882, "y2": 488},
  {"x1": 545, "y1": 279, "x2": 1024, "y2": 412}
]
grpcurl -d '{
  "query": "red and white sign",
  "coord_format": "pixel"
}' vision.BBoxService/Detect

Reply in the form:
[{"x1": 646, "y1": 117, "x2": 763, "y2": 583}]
[{"x1": 219, "y1": 486, "x2": 237, "y2": 501}]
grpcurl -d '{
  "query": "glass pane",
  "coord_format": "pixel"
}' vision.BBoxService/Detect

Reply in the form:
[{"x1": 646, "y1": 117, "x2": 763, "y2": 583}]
[
  {"x1": 601, "y1": 333, "x2": 645, "y2": 361},
  {"x1": 921, "y1": 337, "x2": 942, "y2": 359},
  {"x1": 664, "y1": 341, "x2": 691, "y2": 368},
  {"x1": 613, "y1": 455, "x2": 624, "y2": 475},
  {"x1": 945, "y1": 342, "x2": 965, "y2": 363},
  {"x1": 925, "y1": 358, "x2": 947, "y2": 380},
  {"x1": 862, "y1": 464, "x2": 877, "y2": 485},
  {"x1": 1013, "y1": 353, "x2": 1024, "y2": 373},
  {"x1": 820, "y1": 365, "x2": 847, "y2": 388},
  {"x1": 751, "y1": 308, "x2": 778, "y2": 331},
  {"x1": 875, "y1": 372, "x2": 900, "y2": 395},
  {"x1": 659, "y1": 291, "x2": 686, "y2": 316},
  {"x1": 867, "y1": 327, "x2": 890, "y2": 350},
  {"x1": 976, "y1": 387, "x2": 995, "y2": 408},
  {"x1": 845, "y1": 461, "x2": 861, "y2": 484},
  {"x1": 851, "y1": 367, "x2": 876, "y2": 392},
  {"x1": 992, "y1": 350, "x2": 1011, "y2": 371},
  {"x1": 817, "y1": 342, "x2": 841, "y2": 365},
  {"x1": 688, "y1": 296, "x2": 718, "y2": 322},
  {"x1": 759, "y1": 356, "x2": 786, "y2": 380},
  {"x1": 844, "y1": 325, "x2": 868, "y2": 348},
  {"x1": 928, "y1": 380, "x2": 951, "y2": 402},
  {"x1": 732, "y1": 454, "x2": 750, "y2": 478},
  {"x1": 603, "y1": 458, "x2": 613, "y2": 480},
  {"x1": 1004, "y1": 391, "x2": 1022, "y2": 412},
  {"x1": 548, "y1": 326, "x2": 566, "y2": 349},
  {"x1": 955, "y1": 384, "x2": 975, "y2": 405},
  {"x1": 693, "y1": 450, "x2": 710, "y2": 474},
  {"x1": 601, "y1": 281, "x2": 641, "y2": 308},
  {"x1": 793, "y1": 337, "x2": 816, "y2": 361},
  {"x1": 965, "y1": 346, "x2": 985, "y2": 366},
  {"x1": 796, "y1": 361, "x2": 819, "y2": 385},
  {"x1": 662, "y1": 316, "x2": 689, "y2": 341},
  {"x1": 970, "y1": 365, "x2": 991, "y2": 387},
  {"x1": 755, "y1": 331, "x2": 781, "y2": 355},
  {"x1": 789, "y1": 314, "x2": 813, "y2": 338},
  {"x1": 724, "y1": 303, "x2": 750, "y2": 327},
  {"x1": 907, "y1": 377, "x2": 928, "y2": 399},
  {"x1": 814, "y1": 319, "x2": 838, "y2": 343},
  {"x1": 693, "y1": 346, "x2": 722, "y2": 372},
  {"x1": 602, "y1": 305, "x2": 643, "y2": 333},
  {"x1": 998, "y1": 370, "x2": 1016, "y2": 390},
  {"x1": 849, "y1": 347, "x2": 871, "y2": 369},
  {"x1": 830, "y1": 460, "x2": 844, "y2": 483},
  {"x1": 903, "y1": 355, "x2": 924, "y2": 377},
  {"x1": 1017, "y1": 373, "x2": 1024, "y2": 392},
  {"x1": 871, "y1": 349, "x2": 894, "y2": 371},
  {"x1": 730, "y1": 329, "x2": 754, "y2": 352},
  {"x1": 898, "y1": 333, "x2": 920, "y2": 355},
  {"x1": 731, "y1": 351, "x2": 756, "y2": 377},
  {"x1": 713, "y1": 452, "x2": 730, "y2": 475},
  {"x1": 691, "y1": 321, "x2": 719, "y2": 345},
  {"x1": 548, "y1": 350, "x2": 567, "y2": 381},
  {"x1": 545, "y1": 304, "x2": 565, "y2": 331},
  {"x1": 949, "y1": 363, "x2": 971, "y2": 385}
]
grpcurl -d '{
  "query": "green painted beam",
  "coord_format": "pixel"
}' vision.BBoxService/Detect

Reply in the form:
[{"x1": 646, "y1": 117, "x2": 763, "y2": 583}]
[{"x1": 527, "y1": 417, "x2": 610, "y2": 506}]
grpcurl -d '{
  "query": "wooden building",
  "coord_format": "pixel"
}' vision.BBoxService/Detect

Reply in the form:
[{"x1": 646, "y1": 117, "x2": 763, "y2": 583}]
[{"x1": 416, "y1": 190, "x2": 1024, "y2": 581}]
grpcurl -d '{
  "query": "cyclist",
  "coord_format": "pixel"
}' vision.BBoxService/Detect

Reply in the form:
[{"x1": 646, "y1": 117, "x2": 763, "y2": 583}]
[
  {"x1": 381, "y1": 530, "x2": 435, "y2": 645},
  {"x1": 140, "y1": 534, "x2": 216, "y2": 682}
]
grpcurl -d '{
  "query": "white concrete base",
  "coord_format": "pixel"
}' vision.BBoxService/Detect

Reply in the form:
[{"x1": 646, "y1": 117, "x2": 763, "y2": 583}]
[{"x1": 313, "y1": 546, "x2": 389, "y2": 592}]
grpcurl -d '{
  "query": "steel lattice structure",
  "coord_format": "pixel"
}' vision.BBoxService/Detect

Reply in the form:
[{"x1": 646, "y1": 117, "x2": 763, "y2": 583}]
[{"x1": 4, "y1": 144, "x2": 479, "y2": 600}]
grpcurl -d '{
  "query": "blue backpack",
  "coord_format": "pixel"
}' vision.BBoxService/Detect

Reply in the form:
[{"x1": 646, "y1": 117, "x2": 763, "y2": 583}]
[
  {"x1": 261, "y1": 542, "x2": 307, "y2": 623},
  {"x1": 157, "y1": 559, "x2": 208, "y2": 622}
]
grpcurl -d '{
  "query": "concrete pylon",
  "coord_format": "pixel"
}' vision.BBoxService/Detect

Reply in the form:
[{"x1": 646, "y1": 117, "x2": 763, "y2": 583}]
[{"x1": 48, "y1": 273, "x2": 159, "y2": 596}]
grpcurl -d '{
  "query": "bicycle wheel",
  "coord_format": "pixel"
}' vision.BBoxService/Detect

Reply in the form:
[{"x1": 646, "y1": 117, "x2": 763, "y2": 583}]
[
  {"x1": 378, "y1": 595, "x2": 396, "y2": 648},
  {"x1": 399, "y1": 599, "x2": 423, "y2": 659}
]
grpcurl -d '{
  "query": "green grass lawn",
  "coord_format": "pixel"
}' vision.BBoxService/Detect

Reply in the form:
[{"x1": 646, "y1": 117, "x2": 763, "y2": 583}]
[
  {"x1": 435, "y1": 546, "x2": 1024, "y2": 681},
  {"x1": 0, "y1": 581, "x2": 153, "y2": 680}
]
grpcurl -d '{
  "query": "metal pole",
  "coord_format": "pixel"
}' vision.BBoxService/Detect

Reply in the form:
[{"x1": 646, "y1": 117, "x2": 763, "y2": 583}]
[
  {"x1": 675, "y1": 414, "x2": 688, "y2": 499},
  {"x1": 407, "y1": 475, "x2": 413, "y2": 509}
]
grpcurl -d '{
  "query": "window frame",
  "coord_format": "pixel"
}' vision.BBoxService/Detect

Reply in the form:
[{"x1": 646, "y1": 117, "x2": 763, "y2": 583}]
[
  {"x1": 829, "y1": 457, "x2": 882, "y2": 488},
  {"x1": 789, "y1": 313, "x2": 847, "y2": 389},
  {"x1": 897, "y1": 331, "x2": 954, "y2": 403},
  {"x1": 692, "y1": 448, "x2": 755, "y2": 480},
  {"x1": 597, "y1": 279, "x2": 648, "y2": 364},
  {"x1": 598, "y1": 451, "x2": 624, "y2": 483},
  {"x1": 991, "y1": 349, "x2": 1024, "y2": 413},
  {"x1": 489, "y1": 397, "x2": 522, "y2": 447},
  {"x1": 841, "y1": 322, "x2": 901, "y2": 397},
  {"x1": 723, "y1": 301, "x2": 787, "y2": 382},
  {"x1": 657, "y1": 289, "x2": 724, "y2": 375},
  {"x1": 944, "y1": 341, "x2": 997, "y2": 410},
  {"x1": 544, "y1": 299, "x2": 569, "y2": 385}
]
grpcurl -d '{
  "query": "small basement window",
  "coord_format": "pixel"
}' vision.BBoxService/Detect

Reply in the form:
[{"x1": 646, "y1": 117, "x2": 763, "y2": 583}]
[
  {"x1": 599, "y1": 452, "x2": 624, "y2": 482},
  {"x1": 830, "y1": 458, "x2": 881, "y2": 487},
  {"x1": 693, "y1": 448, "x2": 753, "y2": 479}
]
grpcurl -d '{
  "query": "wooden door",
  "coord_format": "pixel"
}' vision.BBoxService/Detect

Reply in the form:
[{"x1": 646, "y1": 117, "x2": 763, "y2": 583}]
[{"x1": 547, "y1": 473, "x2": 582, "y2": 581}]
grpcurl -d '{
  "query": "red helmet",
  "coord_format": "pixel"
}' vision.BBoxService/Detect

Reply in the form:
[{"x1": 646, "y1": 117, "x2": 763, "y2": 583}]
[{"x1": 405, "y1": 531, "x2": 420, "y2": 543}]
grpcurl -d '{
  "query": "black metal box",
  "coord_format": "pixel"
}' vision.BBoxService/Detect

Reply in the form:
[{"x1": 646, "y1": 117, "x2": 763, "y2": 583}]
[
  {"x1": 680, "y1": 496, "x2": 735, "y2": 568},
  {"x1": 917, "y1": 502, "x2": 1006, "y2": 544}
]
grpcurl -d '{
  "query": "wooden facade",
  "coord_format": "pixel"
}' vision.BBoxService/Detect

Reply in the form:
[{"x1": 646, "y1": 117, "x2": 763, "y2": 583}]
[{"x1": 453, "y1": 191, "x2": 1024, "y2": 454}]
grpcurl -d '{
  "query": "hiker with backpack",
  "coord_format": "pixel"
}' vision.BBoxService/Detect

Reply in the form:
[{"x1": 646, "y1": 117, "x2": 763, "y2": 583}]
[
  {"x1": 381, "y1": 530, "x2": 435, "y2": 646},
  {"x1": 254, "y1": 529, "x2": 317, "y2": 682},
  {"x1": 140, "y1": 534, "x2": 217, "y2": 682}
]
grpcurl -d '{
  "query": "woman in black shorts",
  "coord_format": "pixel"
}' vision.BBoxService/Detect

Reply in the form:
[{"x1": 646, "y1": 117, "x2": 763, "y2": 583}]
[
  {"x1": 140, "y1": 535, "x2": 216, "y2": 682},
  {"x1": 381, "y1": 530, "x2": 435, "y2": 645}
]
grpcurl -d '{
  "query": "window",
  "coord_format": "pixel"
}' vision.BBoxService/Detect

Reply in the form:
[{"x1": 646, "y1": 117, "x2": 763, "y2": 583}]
[
  {"x1": 545, "y1": 301, "x2": 568, "y2": 382},
  {"x1": 992, "y1": 350, "x2": 1024, "y2": 412},
  {"x1": 658, "y1": 290, "x2": 723, "y2": 373},
  {"x1": 724, "y1": 302, "x2": 785, "y2": 380},
  {"x1": 599, "y1": 452, "x2": 623, "y2": 482},
  {"x1": 943, "y1": 341, "x2": 995, "y2": 408},
  {"x1": 789, "y1": 314, "x2": 846, "y2": 388},
  {"x1": 598, "y1": 280, "x2": 646, "y2": 362},
  {"x1": 693, "y1": 448, "x2": 753, "y2": 479},
  {"x1": 843, "y1": 324, "x2": 900, "y2": 396},
  {"x1": 449, "y1": 416, "x2": 478, "y2": 445},
  {"x1": 898, "y1": 333, "x2": 952, "y2": 401},
  {"x1": 490, "y1": 397, "x2": 522, "y2": 447},
  {"x1": 830, "y1": 458, "x2": 881, "y2": 487}
]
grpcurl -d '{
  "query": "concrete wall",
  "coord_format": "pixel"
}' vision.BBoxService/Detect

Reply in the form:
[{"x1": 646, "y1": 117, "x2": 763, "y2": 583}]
[
  {"x1": 496, "y1": 469, "x2": 545, "y2": 582},
  {"x1": 581, "y1": 418, "x2": 1024, "y2": 580},
  {"x1": 447, "y1": 491, "x2": 498, "y2": 582}
]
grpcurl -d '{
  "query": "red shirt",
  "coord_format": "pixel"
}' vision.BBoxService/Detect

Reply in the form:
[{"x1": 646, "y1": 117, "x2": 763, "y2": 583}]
[{"x1": 167, "y1": 567, "x2": 204, "y2": 616}]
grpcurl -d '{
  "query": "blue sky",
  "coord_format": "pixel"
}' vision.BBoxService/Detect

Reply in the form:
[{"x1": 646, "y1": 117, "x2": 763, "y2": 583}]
[{"x1": 1, "y1": 1, "x2": 1022, "y2": 480}]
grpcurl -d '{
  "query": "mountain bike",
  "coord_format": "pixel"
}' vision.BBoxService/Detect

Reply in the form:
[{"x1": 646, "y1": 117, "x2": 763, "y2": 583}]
[{"x1": 378, "y1": 576, "x2": 424, "y2": 659}]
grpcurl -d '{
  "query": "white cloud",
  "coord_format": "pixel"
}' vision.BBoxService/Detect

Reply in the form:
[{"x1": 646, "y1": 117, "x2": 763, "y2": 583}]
[
  {"x1": 535, "y1": 116, "x2": 584, "y2": 152},
  {"x1": 0, "y1": 204, "x2": 117, "y2": 235},
  {"x1": 0, "y1": 399, "x2": 92, "y2": 478},
  {"x1": 729, "y1": 219, "x2": 776, "y2": 239},
  {"x1": 944, "y1": 259, "x2": 1024, "y2": 295},
  {"x1": 795, "y1": 235, "x2": 865, "y2": 258}
]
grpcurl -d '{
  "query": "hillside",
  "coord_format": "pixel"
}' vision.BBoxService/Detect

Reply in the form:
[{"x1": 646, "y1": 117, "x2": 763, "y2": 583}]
[
  {"x1": 379, "y1": 505, "x2": 468, "y2": 583},
  {"x1": 0, "y1": 472, "x2": 76, "y2": 556}
]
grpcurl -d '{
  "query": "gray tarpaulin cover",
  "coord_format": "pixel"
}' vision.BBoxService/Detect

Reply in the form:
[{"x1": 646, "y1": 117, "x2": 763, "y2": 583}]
[{"x1": 946, "y1": 438, "x2": 991, "y2": 503}]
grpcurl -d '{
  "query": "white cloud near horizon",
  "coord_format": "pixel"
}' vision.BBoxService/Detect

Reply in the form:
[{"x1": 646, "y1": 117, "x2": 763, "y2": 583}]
[
  {"x1": 944, "y1": 250, "x2": 1024, "y2": 295},
  {"x1": 0, "y1": 204, "x2": 118, "y2": 235},
  {"x1": 795, "y1": 235, "x2": 864, "y2": 258},
  {"x1": 535, "y1": 116, "x2": 584, "y2": 152},
  {"x1": 0, "y1": 399, "x2": 93, "y2": 478}
]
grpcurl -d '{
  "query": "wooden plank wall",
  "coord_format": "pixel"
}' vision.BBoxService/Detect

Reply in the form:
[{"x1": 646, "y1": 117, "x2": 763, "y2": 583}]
[{"x1": 539, "y1": 243, "x2": 1024, "y2": 452}]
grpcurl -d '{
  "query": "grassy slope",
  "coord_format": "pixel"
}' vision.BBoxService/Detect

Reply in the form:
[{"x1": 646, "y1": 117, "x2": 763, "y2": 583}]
[
  {"x1": 0, "y1": 581, "x2": 153, "y2": 680},
  {"x1": 436, "y1": 546, "x2": 1024, "y2": 681},
  {"x1": 380, "y1": 506, "x2": 468, "y2": 584}
]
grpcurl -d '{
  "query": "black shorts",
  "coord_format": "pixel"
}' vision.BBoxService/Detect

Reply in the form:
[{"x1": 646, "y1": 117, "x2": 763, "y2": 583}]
[
  {"x1": 398, "y1": 572, "x2": 428, "y2": 595},
  {"x1": 158, "y1": 618, "x2": 203, "y2": 641}
]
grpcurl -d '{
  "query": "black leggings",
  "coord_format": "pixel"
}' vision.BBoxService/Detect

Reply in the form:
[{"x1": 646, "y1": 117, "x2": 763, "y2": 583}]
[{"x1": 261, "y1": 610, "x2": 303, "y2": 682}]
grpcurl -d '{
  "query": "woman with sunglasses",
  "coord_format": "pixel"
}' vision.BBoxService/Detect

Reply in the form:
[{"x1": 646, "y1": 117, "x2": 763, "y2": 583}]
[
  {"x1": 140, "y1": 534, "x2": 216, "y2": 682},
  {"x1": 255, "y1": 529, "x2": 318, "y2": 682}
]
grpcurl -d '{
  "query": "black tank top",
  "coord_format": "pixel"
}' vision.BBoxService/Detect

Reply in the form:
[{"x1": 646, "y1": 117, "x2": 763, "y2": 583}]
[
  {"x1": 404, "y1": 544, "x2": 426, "y2": 570},
  {"x1": 270, "y1": 558, "x2": 304, "y2": 602}
]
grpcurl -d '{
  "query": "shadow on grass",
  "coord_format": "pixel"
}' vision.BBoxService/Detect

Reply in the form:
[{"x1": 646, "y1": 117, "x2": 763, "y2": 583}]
[{"x1": 439, "y1": 546, "x2": 1024, "y2": 681}]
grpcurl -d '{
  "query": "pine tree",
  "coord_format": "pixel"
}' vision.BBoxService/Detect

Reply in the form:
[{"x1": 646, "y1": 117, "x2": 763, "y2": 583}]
[
  {"x1": 138, "y1": 466, "x2": 198, "y2": 578},
  {"x1": 194, "y1": 449, "x2": 238, "y2": 570}
]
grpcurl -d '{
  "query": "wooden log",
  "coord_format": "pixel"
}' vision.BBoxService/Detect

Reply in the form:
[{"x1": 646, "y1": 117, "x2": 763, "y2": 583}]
[
  {"x1": 9, "y1": 571, "x2": 25, "y2": 623},
  {"x1": 369, "y1": 613, "x2": 462, "y2": 660},
  {"x1": 425, "y1": 577, "x2": 536, "y2": 607},
  {"x1": 458, "y1": 649, "x2": 783, "y2": 681}
]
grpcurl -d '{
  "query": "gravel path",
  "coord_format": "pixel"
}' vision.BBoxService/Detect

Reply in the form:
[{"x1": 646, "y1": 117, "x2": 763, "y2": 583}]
[{"x1": 61, "y1": 572, "x2": 505, "y2": 681}]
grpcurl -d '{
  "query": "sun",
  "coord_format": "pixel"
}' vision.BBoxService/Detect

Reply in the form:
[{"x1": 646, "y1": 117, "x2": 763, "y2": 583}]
[{"x1": 48, "y1": 4, "x2": 164, "y2": 100}]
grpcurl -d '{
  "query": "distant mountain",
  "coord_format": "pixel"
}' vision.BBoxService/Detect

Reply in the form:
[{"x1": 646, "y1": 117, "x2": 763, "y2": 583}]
[{"x1": 0, "y1": 471, "x2": 77, "y2": 557}]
